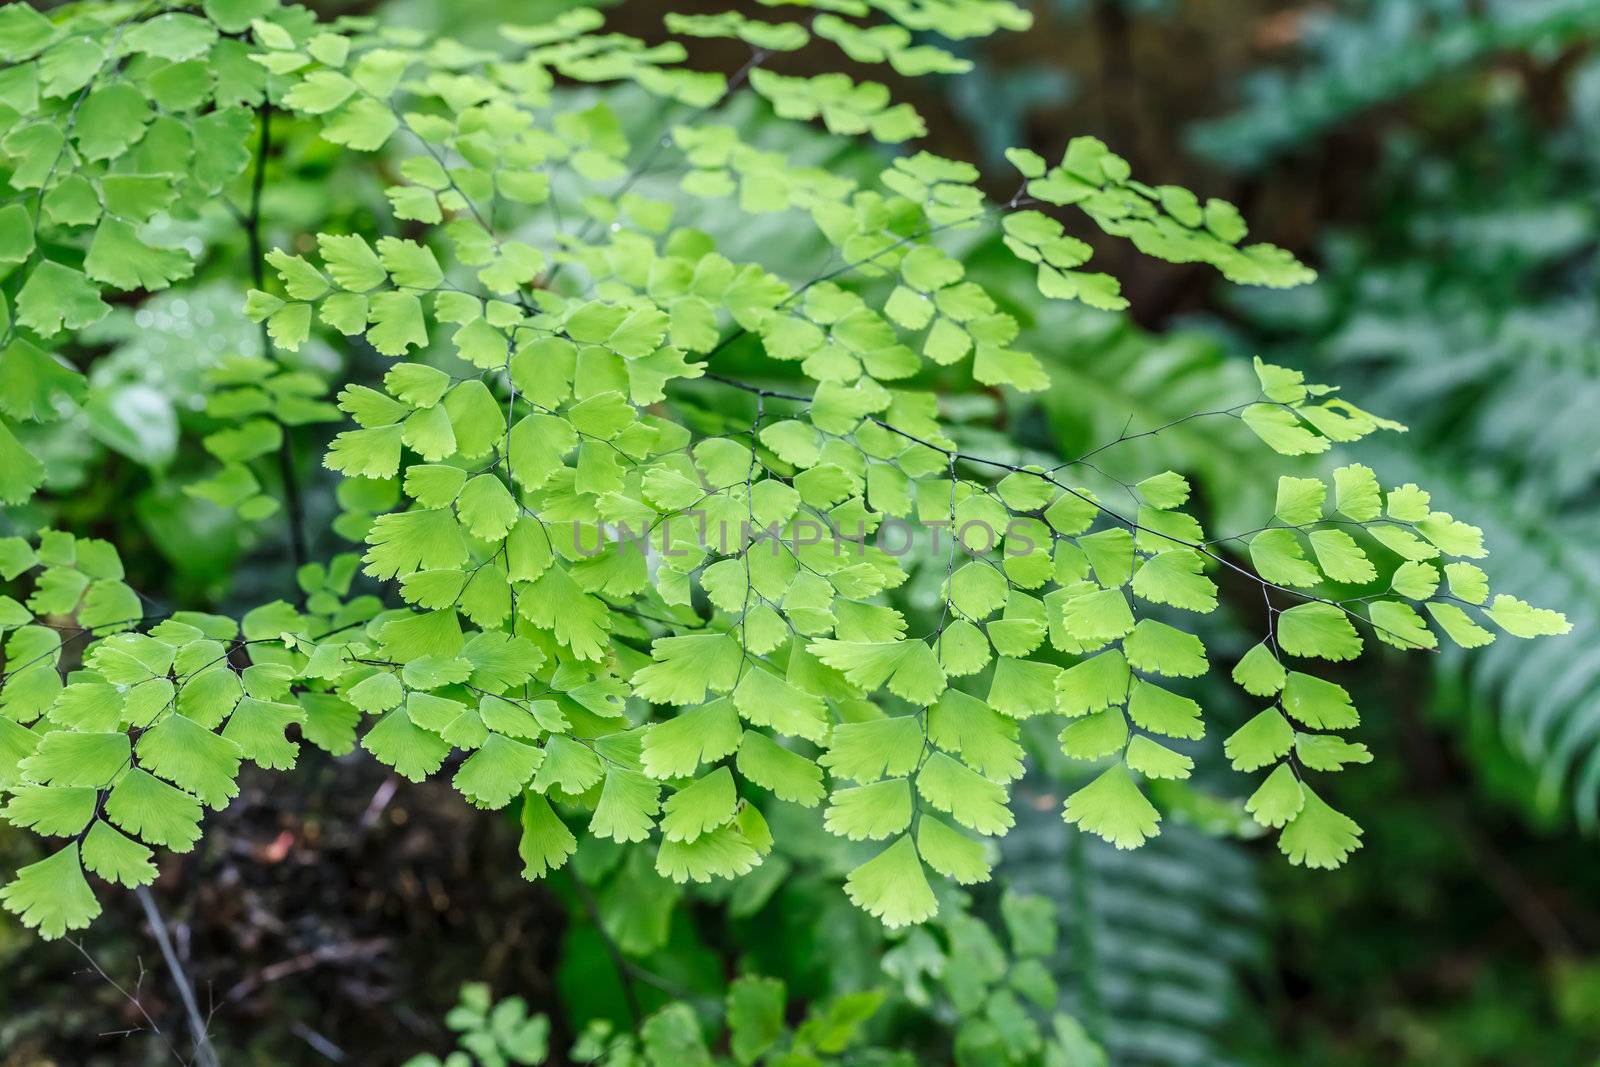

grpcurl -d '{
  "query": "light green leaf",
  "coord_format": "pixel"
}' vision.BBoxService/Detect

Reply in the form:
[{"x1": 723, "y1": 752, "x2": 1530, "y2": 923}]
[
  {"x1": 1484, "y1": 595, "x2": 1571, "y2": 639},
  {"x1": 1135, "y1": 471, "x2": 1190, "y2": 510},
  {"x1": 1057, "y1": 708, "x2": 1128, "y2": 761},
  {"x1": 1368, "y1": 599, "x2": 1437, "y2": 651},
  {"x1": 642, "y1": 699, "x2": 742, "y2": 780},
  {"x1": 1444, "y1": 562, "x2": 1489, "y2": 605},
  {"x1": 104, "y1": 769, "x2": 202, "y2": 850},
  {"x1": 736, "y1": 731, "x2": 824, "y2": 807},
  {"x1": 16, "y1": 261, "x2": 110, "y2": 336},
  {"x1": 0, "y1": 844, "x2": 100, "y2": 939},
  {"x1": 530, "y1": 734, "x2": 602, "y2": 796},
  {"x1": 1246, "y1": 763, "x2": 1304, "y2": 829},
  {"x1": 947, "y1": 560, "x2": 1009, "y2": 621},
  {"x1": 455, "y1": 474, "x2": 518, "y2": 541},
  {"x1": 326, "y1": 424, "x2": 403, "y2": 479},
  {"x1": 1249, "y1": 528, "x2": 1321, "y2": 587},
  {"x1": 75, "y1": 83, "x2": 151, "y2": 161},
  {"x1": 518, "y1": 792, "x2": 576, "y2": 879},
  {"x1": 1427, "y1": 602, "x2": 1495, "y2": 649},
  {"x1": 1278, "y1": 787, "x2": 1362, "y2": 869},
  {"x1": 917, "y1": 815, "x2": 991, "y2": 885},
  {"x1": 455, "y1": 733, "x2": 543, "y2": 809},
  {"x1": 18, "y1": 731, "x2": 129, "y2": 788},
  {"x1": 660, "y1": 766, "x2": 738, "y2": 842},
  {"x1": 0, "y1": 203, "x2": 36, "y2": 264},
  {"x1": 843, "y1": 834, "x2": 937, "y2": 929},
  {"x1": 1307, "y1": 529, "x2": 1376, "y2": 585},
  {"x1": 364, "y1": 509, "x2": 467, "y2": 580},
  {"x1": 1131, "y1": 549, "x2": 1217, "y2": 612},
  {"x1": 1274, "y1": 476, "x2": 1324, "y2": 525},
  {"x1": 1124, "y1": 735, "x2": 1192, "y2": 780},
  {"x1": 1062, "y1": 764, "x2": 1160, "y2": 849},
  {"x1": 4, "y1": 784, "x2": 97, "y2": 836},
  {"x1": 136, "y1": 713, "x2": 243, "y2": 808},
  {"x1": 808, "y1": 639, "x2": 946, "y2": 705},
  {"x1": 377, "y1": 236, "x2": 443, "y2": 290},
  {"x1": 633, "y1": 634, "x2": 743, "y2": 706},
  {"x1": 589, "y1": 768, "x2": 660, "y2": 843},
  {"x1": 987, "y1": 657, "x2": 1061, "y2": 719},
  {"x1": 655, "y1": 822, "x2": 763, "y2": 884},
  {"x1": 84, "y1": 218, "x2": 193, "y2": 291},
  {"x1": 1391, "y1": 561, "x2": 1440, "y2": 601},
  {"x1": 366, "y1": 291, "x2": 428, "y2": 355},
  {"x1": 1224, "y1": 708, "x2": 1293, "y2": 772},
  {"x1": 1122, "y1": 619, "x2": 1206, "y2": 678},
  {"x1": 927, "y1": 689, "x2": 1023, "y2": 782},
  {"x1": 220, "y1": 696, "x2": 304, "y2": 770},
  {"x1": 348, "y1": 671, "x2": 405, "y2": 713},
  {"x1": 825, "y1": 777, "x2": 913, "y2": 841},
  {"x1": 1386, "y1": 484, "x2": 1430, "y2": 522},
  {"x1": 1057, "y1": 587, "x2": 1134, "y2": 643},
  {"x1": 80, "y1": 820, "x2": 158, "y2": 888},
  {"x1": 1282, "y1": 672, "x2": 1357, "y2": 730},
  {"x1": 1294, "y1": 732, "x2": 1372, "y2": 772},
  {"x1": 1126, "y1": 679, "x2": 1203, "y2": 740},
  {"x1": 915, "y1": 751, "x2": 1012, "y2": 835},
  {"x1": 1276, "y1": 602, "x2": 1362, "y2": 661},
  {"x1": 1231, "y1": 641, "x2": 1285, "y2": 697},
  {"x1": 0, "y1": 338, "x2": 84, "y2": 425},
  {"x1": 1332, "y1": 464, "x2": 1381, "y2": 521},
  {"x1": 820, "y1": 716, "x2": 923, "y2": 783},
  {"x1": 1242, "y1": 404, "x2": 1327, "y2": 456},
  {"x1": 363, "y1": 707, "x2": 450, "y2": 782},
  {"x1": 1078, "y1": 528, "x2": 1134, "y2": 587}
]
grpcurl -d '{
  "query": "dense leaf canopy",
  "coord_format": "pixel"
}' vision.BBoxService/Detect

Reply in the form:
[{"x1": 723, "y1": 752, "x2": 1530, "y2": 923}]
[{"x1": 0, "y1": 0, "x2": 1568, "y2": 1012}]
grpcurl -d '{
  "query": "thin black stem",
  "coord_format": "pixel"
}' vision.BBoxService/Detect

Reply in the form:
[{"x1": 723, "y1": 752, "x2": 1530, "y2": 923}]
[
  {"x1": 700, "y1": 205, "x2": 1010, "y2": 363},
  {"x1": 68, "y1": 938, "x2": 187, "y2": 1065},
  {"x1": 545, "y1": 47, "x2": 771, "y2": 286},
  {"x1": 245, "y1": 109, "x2": 269, "y2": 289},
  {"x1": 1056, "y1": 402, "x2": 1251, "y2": 469},
  {"x1": 697, "y1": 372, "x2": 1436, "y2": 652},
  {"x1": 135, "y1": 886, "x2": 220, "y2": 1067},
  {"x1": 245, "y1": 102, "x2": 308, "y2": 571},
  {"x1": 568, "y1": 872, "x2": 640, "y2": 1024}
]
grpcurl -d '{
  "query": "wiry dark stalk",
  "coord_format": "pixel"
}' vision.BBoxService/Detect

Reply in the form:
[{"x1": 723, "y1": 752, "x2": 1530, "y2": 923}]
[
  {"x1": 697, "y1": 371, "x2": 1434, "y2": 652},
  {"x1": 544, "y1": 47, "x2": 772, "y2": 287},
  {"x1": 67, "y1": 938, "x2": 187, "y2": 1064},
  {"x1": 568, "y1": 871, "x2": 641, "y2": 1024},
  {"x1": 244, "y1": 102, "x2": 308, "y2": 572},
  {"x1": 1056, "y1": 402, "x2": 1251, "y2": 469},
  {"x1": 700, "y1": 204, "x2": 1013, "y2": 363},
  {"x1": 136, "y1": 885, "x2": 220, "y2": 1067}
]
